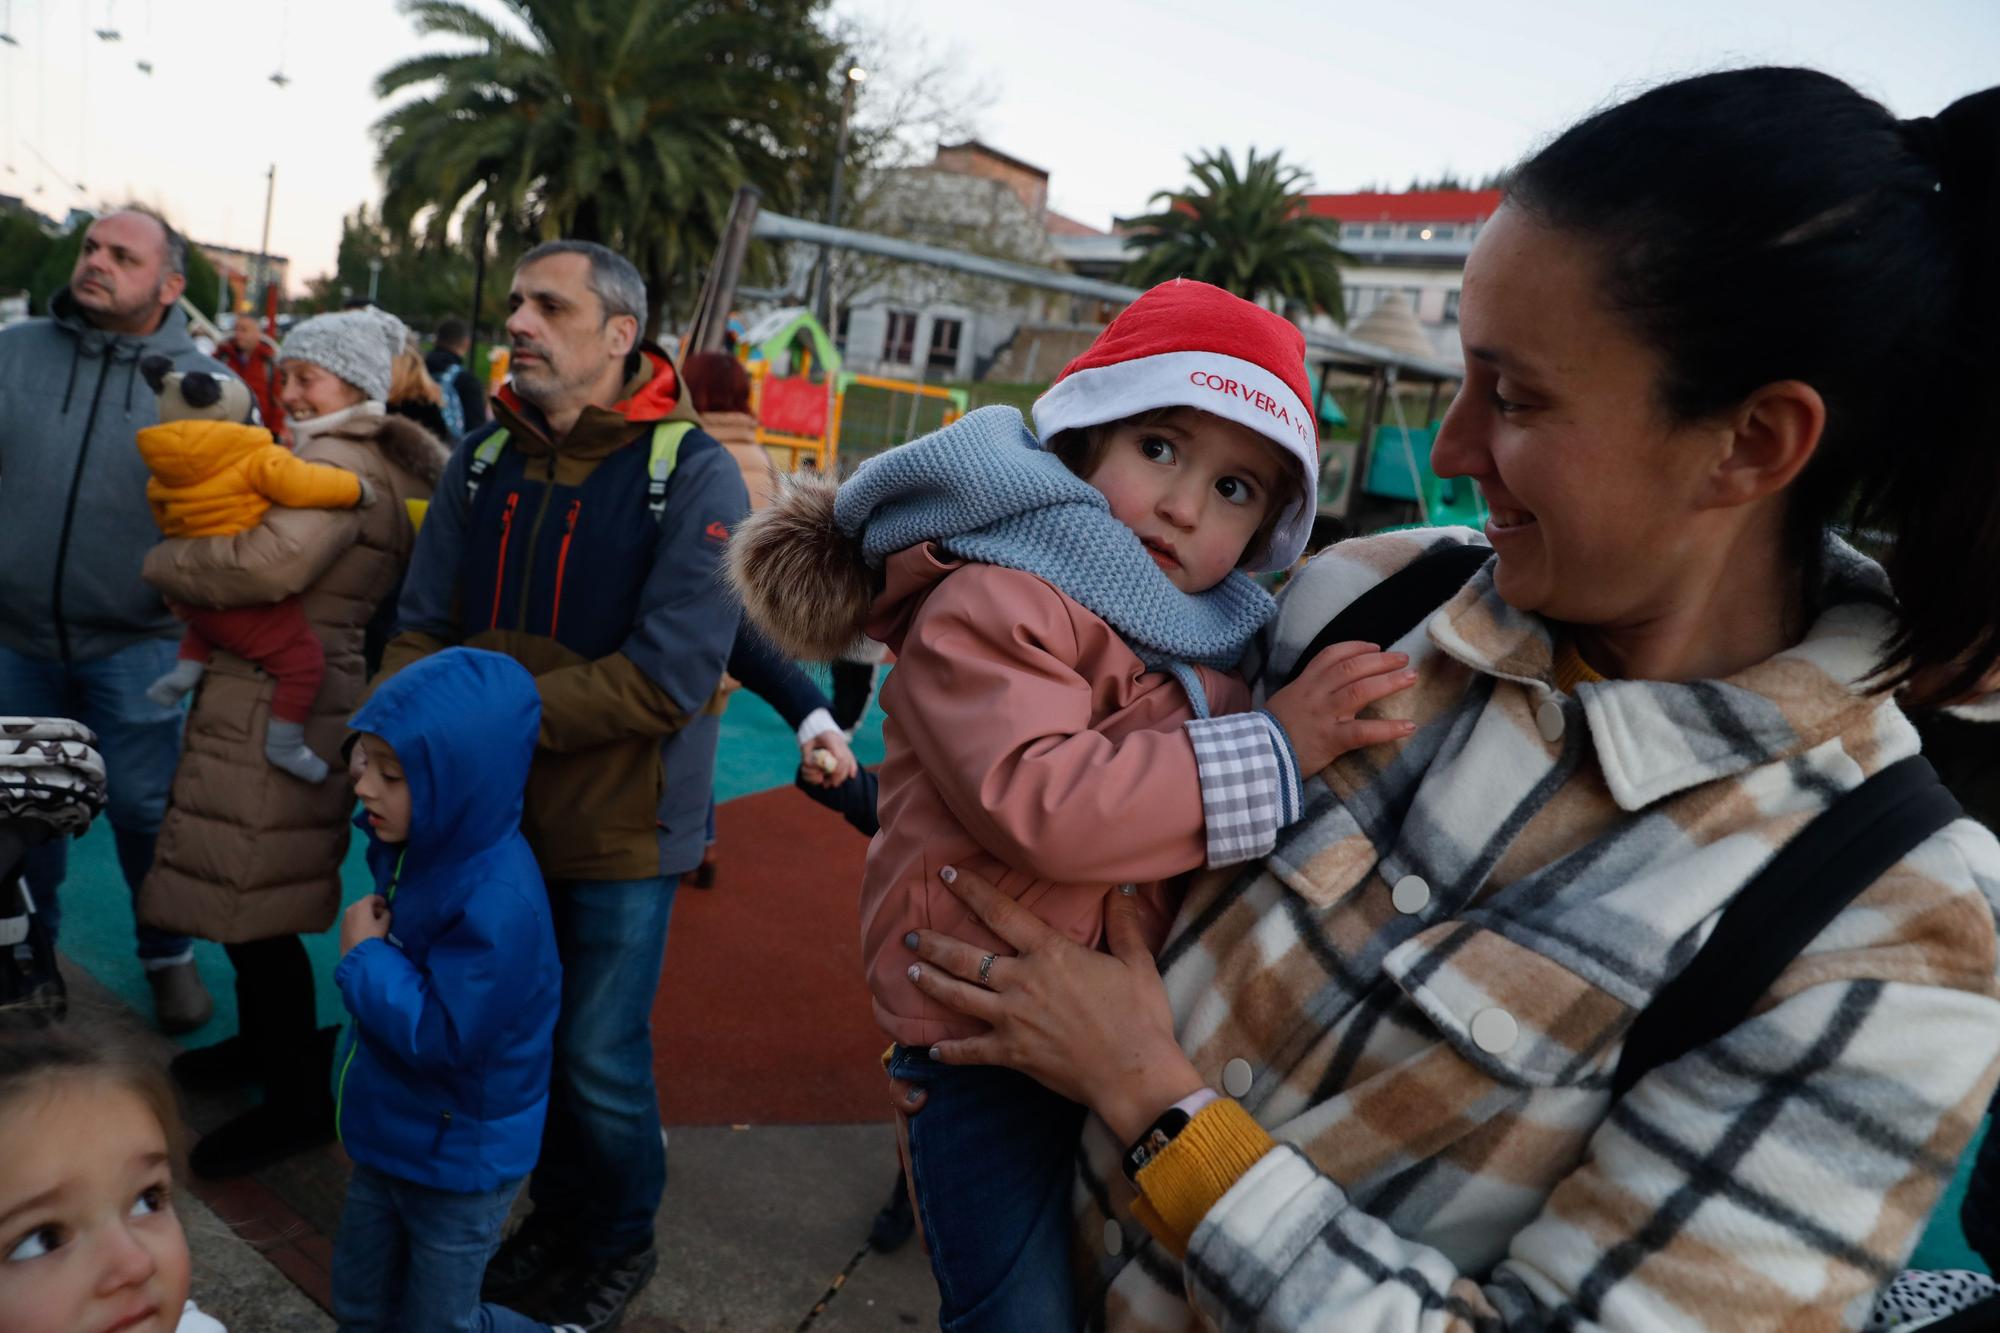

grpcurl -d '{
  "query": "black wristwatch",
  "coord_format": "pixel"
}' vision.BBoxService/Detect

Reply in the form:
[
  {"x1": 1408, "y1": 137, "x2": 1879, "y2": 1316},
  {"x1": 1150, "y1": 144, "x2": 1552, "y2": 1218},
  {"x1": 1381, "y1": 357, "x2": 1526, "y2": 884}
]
[{"x1": 1122, "y1": 1105, "x2": 1193, "y2": 1183}]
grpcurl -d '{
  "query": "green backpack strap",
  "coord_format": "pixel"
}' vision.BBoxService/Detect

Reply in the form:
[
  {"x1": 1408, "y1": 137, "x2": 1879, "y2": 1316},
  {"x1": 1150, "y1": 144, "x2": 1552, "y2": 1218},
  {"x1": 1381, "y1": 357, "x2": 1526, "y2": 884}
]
[
  {"x1": 645, "y1": 420, "x2": 697, "y2": 520},
  {"x1": 465, "y1": 421, "x2": 691, "y2": 522},
  {"x1": 464, "y1": 428, "x2": 511, "y2": 504}
]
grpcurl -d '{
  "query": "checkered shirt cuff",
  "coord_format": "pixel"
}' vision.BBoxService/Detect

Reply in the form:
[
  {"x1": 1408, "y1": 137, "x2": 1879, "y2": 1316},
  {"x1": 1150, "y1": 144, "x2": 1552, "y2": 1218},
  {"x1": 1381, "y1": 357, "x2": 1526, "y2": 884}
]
[{"x1": 1186, "y1": 711, "x2": 1303, "y2": 867}]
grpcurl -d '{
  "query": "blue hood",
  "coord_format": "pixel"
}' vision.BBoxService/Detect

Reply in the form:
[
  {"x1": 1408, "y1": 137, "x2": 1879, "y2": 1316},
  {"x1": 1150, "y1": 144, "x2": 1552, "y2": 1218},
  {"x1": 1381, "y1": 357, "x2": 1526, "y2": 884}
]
[{"x1": 348, "y1": 648, "x2": 539, "y2": 872}]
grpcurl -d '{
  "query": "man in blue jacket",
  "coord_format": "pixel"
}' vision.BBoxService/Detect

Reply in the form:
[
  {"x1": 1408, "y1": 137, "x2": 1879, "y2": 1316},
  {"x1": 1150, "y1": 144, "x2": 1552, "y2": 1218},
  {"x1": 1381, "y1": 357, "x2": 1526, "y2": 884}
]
[
  {"x1": 373, "y1": 239, "x2": 749, "y2": 1329},
  {"x1": 335, "y1": 646, "x2": 564, "y2": 1331},
  {"x1": 0, "y1": 208, "x2": 222, "y2": 1033}
]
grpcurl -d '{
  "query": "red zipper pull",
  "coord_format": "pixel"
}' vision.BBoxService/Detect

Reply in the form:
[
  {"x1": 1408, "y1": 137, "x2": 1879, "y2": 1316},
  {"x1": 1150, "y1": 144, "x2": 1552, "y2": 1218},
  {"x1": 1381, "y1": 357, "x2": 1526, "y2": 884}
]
[
  {"x1": 490, "y1": 492, "x2": 520, "y2": 630},
  {"x1": 549, "y1": 499, "x2": 584, "y2": 638}
]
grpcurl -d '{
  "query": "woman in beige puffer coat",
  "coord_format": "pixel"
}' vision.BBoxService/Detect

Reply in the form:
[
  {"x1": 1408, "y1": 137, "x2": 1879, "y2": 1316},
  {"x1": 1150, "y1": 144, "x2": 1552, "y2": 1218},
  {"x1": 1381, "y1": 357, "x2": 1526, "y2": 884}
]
[{"x1": 136, "y1": 308, "x2": 448, "y2": 1179}]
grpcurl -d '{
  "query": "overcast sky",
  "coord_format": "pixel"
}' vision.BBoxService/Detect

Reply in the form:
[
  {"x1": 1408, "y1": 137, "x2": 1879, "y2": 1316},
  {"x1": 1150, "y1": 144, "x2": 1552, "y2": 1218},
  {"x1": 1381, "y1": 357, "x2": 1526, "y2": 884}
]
[{"x1": 2, "y1": 0, "x2": 1994, "y2": 295}]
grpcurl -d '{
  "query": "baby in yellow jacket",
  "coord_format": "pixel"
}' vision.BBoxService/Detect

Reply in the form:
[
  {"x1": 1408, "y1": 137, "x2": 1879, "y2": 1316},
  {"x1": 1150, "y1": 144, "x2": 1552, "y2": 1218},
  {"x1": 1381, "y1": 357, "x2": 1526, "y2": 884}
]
[{"x1": 136, "y1": 354, "x2": 372, "y2": 782}]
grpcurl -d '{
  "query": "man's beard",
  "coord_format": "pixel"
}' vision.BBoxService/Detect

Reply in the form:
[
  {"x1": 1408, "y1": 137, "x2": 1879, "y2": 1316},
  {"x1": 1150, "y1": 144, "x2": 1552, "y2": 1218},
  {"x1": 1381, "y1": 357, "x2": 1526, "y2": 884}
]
[
  {"x1": 509, "y1": 342, "x2": 572, "y2": 407},
  {"x1": 72, "y1": 274, "x2": 164, "y2": 327}
]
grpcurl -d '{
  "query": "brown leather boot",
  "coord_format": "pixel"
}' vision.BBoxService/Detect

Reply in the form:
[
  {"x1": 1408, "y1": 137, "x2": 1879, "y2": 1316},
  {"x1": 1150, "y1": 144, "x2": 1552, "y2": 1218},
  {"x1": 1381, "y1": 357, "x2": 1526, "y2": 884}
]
[{"x1": 146, "y1": 959, "x2": 213, "y2": 1034}]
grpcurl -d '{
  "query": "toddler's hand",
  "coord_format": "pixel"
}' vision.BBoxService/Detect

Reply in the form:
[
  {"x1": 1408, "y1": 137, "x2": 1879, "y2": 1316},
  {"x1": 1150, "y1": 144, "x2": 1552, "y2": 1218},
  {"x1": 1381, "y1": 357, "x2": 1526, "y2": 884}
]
[
  {"x1": 801, "y1": 731, "x2": 858, "y2": 786},
  {"x1": 1263, "y1": 641, "x2": 1419, "y2": 777},
  {"x1": 340, "y1": 894, "x2": 392, "y2": 956}
]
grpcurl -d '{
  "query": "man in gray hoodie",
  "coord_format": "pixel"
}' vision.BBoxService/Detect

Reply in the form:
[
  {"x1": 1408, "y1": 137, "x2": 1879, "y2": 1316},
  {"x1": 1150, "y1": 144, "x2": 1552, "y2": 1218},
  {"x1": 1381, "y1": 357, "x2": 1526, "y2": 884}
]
[{"x1": 0, "y1": 208, "x2": 223, "y2": 1033}]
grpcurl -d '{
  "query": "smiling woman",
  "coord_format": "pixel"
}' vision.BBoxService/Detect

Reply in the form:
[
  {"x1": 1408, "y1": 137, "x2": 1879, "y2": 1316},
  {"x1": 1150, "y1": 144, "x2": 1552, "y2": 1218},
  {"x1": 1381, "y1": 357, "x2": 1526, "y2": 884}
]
[{"x1": 891, "y1": 68, "x2": 2000, "y2": 1332}]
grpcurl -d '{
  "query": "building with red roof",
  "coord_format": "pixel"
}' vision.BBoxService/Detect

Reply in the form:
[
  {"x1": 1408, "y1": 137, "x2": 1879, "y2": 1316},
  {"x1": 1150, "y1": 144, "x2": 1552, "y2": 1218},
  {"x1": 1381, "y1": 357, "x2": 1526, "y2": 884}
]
[{"x1": 1300, "y1": 188, "x2": 1503, "y2": 355}]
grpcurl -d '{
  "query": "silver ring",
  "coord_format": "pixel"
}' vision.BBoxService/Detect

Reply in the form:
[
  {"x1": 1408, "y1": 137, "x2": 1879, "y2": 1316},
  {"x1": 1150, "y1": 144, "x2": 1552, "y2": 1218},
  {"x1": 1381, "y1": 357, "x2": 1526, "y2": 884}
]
[{"x1": 977, "y1": 952, "x2": 997, "y2": 988}]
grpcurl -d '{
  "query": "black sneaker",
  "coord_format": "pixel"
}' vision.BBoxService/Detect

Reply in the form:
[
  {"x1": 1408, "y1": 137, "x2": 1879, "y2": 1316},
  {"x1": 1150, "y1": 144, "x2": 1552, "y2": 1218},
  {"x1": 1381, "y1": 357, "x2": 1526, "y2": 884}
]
[
  {"x1": 188, "y1": 1099, "x2": 336, "y2": 1178},
  {"x1": 170, "y1": 1035, "x2": 254, "y2": 1091},
  {"x1": 540, "y1": 1243, "x2": 658, "y2": 1332},
  {"x1": 172, "y1": 1024, "x2": 343, "y2": 1093},
  {"x1": 481, "y1": 1214, "x2": 578, "y2": 1314},
  {"x1": 867, "y1": 1170, "x2": 915, "y2": 1253}
]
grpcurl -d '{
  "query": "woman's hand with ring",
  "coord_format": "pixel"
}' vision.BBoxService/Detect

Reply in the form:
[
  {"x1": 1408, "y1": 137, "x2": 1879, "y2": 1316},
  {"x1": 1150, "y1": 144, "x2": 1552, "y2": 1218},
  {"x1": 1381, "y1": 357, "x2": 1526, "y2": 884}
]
[{"x1": 902, "y1": 866, "x2": 1206, "y2": 1143}]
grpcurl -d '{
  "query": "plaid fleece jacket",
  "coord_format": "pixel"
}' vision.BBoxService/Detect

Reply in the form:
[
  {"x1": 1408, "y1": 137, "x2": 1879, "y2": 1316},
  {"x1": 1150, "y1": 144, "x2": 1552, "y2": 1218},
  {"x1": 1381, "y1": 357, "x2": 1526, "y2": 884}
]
[{"x1": 1077, "y1": 528, "x2": 2000, "y2": 1331}]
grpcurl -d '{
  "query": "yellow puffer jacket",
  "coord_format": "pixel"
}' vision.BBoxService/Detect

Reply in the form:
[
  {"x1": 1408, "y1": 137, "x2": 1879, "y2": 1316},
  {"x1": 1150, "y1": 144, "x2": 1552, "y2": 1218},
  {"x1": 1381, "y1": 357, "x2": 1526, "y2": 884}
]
[{"x1": 136, "y1": 418, "x2": 362, "y2": 538}]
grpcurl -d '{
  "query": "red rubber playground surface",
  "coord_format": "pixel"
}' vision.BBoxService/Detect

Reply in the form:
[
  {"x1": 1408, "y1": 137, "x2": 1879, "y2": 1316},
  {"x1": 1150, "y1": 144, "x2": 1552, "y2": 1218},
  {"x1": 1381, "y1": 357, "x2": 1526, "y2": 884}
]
[{"x1": 654, "y1": 783, "x2": 889, "y2": 1125}]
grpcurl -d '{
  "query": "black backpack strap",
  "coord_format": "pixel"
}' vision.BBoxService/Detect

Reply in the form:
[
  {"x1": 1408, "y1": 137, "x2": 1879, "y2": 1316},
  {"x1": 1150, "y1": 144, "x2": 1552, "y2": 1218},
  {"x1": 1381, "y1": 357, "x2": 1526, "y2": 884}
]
[
  {"x1": 1281, "y1": 542, "x2": 1494, "y2": 690},
  {"x1": 1612, "y1": 755, "x2": 1962, "y2": 1098}
]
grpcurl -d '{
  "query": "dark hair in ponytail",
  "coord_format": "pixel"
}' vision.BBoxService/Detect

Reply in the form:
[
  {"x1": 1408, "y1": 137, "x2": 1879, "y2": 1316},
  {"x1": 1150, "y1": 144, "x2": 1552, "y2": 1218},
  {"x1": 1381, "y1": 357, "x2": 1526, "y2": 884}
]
[{"x1": 1508, "y1": 68, "x2": 2000, "y2": 705}]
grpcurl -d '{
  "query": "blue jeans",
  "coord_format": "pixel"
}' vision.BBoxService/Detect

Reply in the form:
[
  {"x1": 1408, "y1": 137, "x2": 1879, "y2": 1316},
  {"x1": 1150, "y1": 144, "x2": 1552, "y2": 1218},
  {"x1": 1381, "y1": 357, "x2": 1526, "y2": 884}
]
[
  {"x1": 526, "y1": 876, "x2": 675, "y2": 1261},
  {"x1": 332, "y1": 1163, "x2": 550, "y2": 1332},
  {"x1": 890, "y1": 1045, "x2": 1085, "y2": 1332},
  {"x1": 0, "y1": 640, "x2": 192, "y2": 965}
]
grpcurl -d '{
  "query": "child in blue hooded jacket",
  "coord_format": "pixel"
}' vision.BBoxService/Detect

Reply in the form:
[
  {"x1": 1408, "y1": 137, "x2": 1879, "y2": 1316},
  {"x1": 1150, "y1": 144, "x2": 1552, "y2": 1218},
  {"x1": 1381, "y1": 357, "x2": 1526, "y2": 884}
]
[{"x1": 330, "y1": 647, "x2": 566, "y2": 1333}]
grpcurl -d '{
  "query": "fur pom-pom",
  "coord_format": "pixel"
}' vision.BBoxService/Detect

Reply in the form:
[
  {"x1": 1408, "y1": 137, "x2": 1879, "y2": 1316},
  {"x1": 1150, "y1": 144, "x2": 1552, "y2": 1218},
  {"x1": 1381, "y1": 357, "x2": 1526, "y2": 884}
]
[{"x1": 726, "y1": 469, "x2": 878, "y2": 662}]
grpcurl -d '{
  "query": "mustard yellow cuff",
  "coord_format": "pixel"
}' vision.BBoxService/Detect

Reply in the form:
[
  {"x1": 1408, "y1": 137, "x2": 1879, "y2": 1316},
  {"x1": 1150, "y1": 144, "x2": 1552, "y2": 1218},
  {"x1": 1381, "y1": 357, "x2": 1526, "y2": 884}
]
[{"x1": 1131, "y1": 1098, "x2": 1276, "y2": 1258}]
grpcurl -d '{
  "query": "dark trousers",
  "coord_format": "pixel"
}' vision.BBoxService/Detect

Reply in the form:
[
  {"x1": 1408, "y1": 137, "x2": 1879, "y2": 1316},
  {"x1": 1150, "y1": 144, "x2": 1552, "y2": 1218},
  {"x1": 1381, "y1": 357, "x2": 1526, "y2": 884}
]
[
  {"x1": 890, "y1": 1045, "x2": 1084, "y2": 1332},
  {"x1": 226, "y1": 933, "x2": 326, "y2": 1105}
]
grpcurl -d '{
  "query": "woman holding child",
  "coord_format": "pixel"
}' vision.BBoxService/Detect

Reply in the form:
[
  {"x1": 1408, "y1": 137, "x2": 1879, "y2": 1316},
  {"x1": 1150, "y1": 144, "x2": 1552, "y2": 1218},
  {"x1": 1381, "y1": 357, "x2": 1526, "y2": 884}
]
[
  {"x1": 137, "y1": 307, "x2": 450, "y2": 1179},
  {"x1": 884, "y1": 69, "x2": 2000, "y2": 1329}
]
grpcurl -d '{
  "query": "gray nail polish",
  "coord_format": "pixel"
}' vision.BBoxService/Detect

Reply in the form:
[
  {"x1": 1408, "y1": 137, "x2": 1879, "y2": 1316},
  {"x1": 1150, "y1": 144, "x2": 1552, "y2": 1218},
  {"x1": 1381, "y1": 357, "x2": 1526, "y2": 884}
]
[
  {"x1": 940, "y1": 865, "x2": 957, "y2": 884},
  {"x1": 906, "y1": 964, "x2": 921, "y2": 982},
  {"x1": 904, "y1": 931, "x2": 920, "y2": 950},
  {"x1": 907, "y1": 1087, "x2": 923, "y2": 1103},
  {"x1": 928, "y1": 1045, "x2": 941, "y2": 1060}
]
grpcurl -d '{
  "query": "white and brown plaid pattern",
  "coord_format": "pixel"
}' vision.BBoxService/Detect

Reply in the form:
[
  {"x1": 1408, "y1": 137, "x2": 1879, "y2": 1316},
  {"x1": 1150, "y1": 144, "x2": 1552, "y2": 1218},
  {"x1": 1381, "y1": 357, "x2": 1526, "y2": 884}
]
[{"x1": 1075, "y1": 529, "x2": 2000, "y2": 1331}]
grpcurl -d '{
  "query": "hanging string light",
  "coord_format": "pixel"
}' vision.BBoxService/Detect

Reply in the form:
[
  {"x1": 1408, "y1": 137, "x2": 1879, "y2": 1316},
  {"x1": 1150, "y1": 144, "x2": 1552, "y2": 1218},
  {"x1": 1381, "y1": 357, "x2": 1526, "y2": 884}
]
[{"x1": 270, "y1": 0, "x2": 290, "y2": 87}]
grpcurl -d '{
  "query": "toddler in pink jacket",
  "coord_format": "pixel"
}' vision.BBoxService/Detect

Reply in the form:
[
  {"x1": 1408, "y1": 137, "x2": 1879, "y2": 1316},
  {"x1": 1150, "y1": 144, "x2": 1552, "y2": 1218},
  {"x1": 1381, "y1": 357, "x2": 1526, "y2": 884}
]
[{"x1": 732, "y1": 280, "x2": 1411, "y2": 1331}]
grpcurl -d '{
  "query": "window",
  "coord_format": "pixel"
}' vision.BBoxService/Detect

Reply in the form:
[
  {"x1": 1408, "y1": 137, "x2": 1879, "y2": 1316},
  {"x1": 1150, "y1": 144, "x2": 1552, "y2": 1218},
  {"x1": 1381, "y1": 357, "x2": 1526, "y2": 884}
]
[
  {"x1": 1444, "y1": 289, "x2": 1462, "y2": 322},
  {"x1": 1341, "y1": 223, "x2": 1364, "y2": 239},
  {"x1": 1432, "y1": 224, "x2": 1457, "y2": 240},
  {"x1": 927, "y1": 317, "x2": 963, "y2": 374},
  {"x1": 884, "y1": 310, "x2": 918, "y2": 365},
  {"x1": 1368, "y1": 223, "x2": 1393, "y2": 239}
]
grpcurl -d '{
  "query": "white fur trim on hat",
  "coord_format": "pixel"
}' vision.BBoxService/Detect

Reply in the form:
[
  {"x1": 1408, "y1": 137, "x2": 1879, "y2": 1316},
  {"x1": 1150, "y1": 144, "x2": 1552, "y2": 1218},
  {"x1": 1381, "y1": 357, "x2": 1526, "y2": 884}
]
[{"x1": 1032, "y1": 349, "x2": 1318, "y2": 571}]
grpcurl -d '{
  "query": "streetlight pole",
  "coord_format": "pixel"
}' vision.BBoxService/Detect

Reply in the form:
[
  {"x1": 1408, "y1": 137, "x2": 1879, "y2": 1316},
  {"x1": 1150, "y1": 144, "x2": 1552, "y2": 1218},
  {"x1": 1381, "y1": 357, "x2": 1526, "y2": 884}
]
[
  {"x1": 367, "y1": 257, "x2": 383, "y2": 304},
  {"x1": 254, "y1": 163, "x2": 275, "y2": 327},
  {"x1": 466, "y1": 199, "x2": 489, "y2": 379},
  {"x1": 812, "y1": 64, "x2": 866, "y2": 332}
]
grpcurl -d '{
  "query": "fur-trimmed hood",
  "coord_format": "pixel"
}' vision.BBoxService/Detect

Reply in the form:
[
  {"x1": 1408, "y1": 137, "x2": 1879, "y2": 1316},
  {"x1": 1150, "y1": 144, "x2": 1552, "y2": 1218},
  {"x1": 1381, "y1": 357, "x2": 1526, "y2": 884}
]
[
  {"x1": 320, "y1": 410, "x2": 451, "y2": 490},
  {"x1": 727, "y1": 468, "x2": 878, "y2": 662}
]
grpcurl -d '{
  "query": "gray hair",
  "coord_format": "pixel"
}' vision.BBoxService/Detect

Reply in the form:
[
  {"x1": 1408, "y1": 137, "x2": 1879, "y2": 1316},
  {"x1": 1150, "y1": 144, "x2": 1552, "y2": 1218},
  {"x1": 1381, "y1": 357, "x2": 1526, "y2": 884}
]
[
  {"x1": 111, "y1": 205, "x2": 187, "y2": 278},
  {"x1": 519, "y1": 240, "x2": 647, "y2": 326}
]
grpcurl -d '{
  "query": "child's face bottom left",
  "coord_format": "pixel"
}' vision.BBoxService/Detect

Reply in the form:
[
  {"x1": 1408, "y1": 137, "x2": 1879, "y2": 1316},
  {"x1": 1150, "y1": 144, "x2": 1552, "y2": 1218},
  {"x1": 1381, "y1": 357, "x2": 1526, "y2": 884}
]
[{"x1": 0, "y1": 1077, "x2": 190, "y2": 1333}]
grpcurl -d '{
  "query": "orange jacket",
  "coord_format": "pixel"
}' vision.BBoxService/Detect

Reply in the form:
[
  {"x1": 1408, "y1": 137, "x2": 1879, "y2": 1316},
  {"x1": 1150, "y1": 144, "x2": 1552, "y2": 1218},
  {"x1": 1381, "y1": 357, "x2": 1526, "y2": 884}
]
[{"x1": 136, "y1": 419, "x2": 361, "y2": 539}]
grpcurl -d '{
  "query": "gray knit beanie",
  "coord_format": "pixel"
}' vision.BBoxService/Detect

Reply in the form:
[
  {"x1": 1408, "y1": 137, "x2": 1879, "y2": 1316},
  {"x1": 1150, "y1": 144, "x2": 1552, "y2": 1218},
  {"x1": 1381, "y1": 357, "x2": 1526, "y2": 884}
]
[{"x1": 279, "y1": 307, "x2": 407, "y2": 402}]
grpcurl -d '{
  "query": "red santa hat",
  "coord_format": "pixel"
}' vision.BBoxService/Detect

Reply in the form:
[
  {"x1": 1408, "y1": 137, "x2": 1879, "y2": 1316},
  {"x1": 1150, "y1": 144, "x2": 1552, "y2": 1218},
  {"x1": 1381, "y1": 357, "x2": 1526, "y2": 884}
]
[{"x1": 1031, "y1": 279, "x2": 1319, "y2": 572}]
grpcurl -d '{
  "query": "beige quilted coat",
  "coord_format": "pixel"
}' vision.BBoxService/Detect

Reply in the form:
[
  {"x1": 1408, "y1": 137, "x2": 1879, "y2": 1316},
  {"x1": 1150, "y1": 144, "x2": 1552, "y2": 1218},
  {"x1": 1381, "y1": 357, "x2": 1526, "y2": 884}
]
[{"x1": 136, "y1": 410, "x2": 447, "y2": 943}]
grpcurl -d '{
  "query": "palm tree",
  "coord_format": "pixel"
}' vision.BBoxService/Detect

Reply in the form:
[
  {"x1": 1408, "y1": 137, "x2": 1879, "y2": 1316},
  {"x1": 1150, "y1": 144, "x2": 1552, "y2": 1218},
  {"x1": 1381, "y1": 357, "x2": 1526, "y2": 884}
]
[
  {"x1": 374, "y1": 0, "x2": 842, "y2": 334},
  {"x1": 1122, "y1": 147, "x2": 1353, "y2": 324}
]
